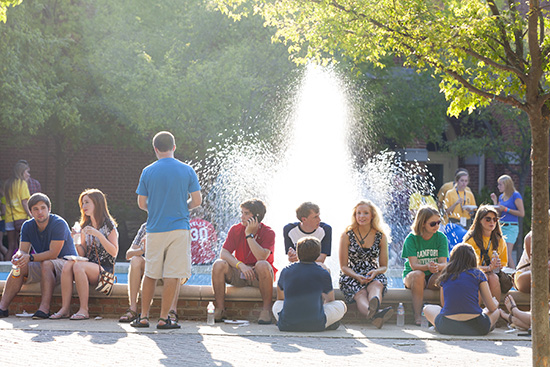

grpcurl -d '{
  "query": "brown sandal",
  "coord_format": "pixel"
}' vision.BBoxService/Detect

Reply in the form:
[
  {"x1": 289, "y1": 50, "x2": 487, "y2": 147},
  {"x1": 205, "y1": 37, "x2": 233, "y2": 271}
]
[{"x1": 119, "y1": 309, "x2": 138, "y2": 323}]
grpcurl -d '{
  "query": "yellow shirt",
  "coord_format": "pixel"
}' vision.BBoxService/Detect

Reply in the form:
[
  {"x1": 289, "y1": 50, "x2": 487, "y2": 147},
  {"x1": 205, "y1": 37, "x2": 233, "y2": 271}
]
[
  {"x1": 465, "y1": 236, "x2": 508, "y2": 267},
  {"x1": 444, "y1": 188, "x2": 476, "y2": 220},
  {"x1": 437, "y1": 181, "x2": 473, "y2": 203},
  {"x1": 409, "y1": 192, "x2": 437, "y2": 211},
  {"x1": 5, "y1": 179, "x2": 30, "y2": 222}
]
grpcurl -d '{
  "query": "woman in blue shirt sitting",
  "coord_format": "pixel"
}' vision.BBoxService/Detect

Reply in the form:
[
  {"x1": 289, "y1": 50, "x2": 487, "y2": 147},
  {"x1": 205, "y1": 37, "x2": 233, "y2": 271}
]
[{"x1": 423, "y1": 243, "x2": 500, "y2": 335}]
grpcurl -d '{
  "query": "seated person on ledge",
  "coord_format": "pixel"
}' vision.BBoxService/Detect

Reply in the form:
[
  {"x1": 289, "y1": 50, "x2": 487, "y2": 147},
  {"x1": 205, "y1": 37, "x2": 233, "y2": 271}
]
[
  {"x1": 273, "y1": 237, "x2": 347, "y2": 331},
  {"x1": 423, "y1": 243, "x2": 500, "y2": 336},
  {"x1": 283, "y1": 202, "x2": 331, "y2": 268},
  {"x1": 0, "y1": 193, "x2": 76, "y2": 319},
  {"x1": 118, "y1": 223, "x2": 182, "y2": 323},
  {"x1": 211, "y1": 199, "x2": 276, "y2": 324}
]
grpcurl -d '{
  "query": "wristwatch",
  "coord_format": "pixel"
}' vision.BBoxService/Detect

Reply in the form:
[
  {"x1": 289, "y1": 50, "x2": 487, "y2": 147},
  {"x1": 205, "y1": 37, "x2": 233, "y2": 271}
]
[
  {"x1": 29, "y1": 254, "x2": 34, "y2": 262},
  {"x1": 245, "y1": 233, "x2": 255, "y2": 239}
]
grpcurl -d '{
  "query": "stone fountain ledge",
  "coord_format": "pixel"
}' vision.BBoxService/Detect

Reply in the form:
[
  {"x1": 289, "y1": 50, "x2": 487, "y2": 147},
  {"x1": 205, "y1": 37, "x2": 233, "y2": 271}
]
[{"x1": 0, "y1": 280, "x2": 530, "y2": 323}]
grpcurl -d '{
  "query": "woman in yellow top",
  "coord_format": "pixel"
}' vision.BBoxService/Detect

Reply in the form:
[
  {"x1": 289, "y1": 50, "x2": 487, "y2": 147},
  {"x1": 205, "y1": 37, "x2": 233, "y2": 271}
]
[
  {"x1": 463, "y1": 205, "x2": 507, "y2": 300},
  {"x1": 444, "y1": 171, "x2": 477, "y2": 228},
  {"x1": 3, "y1": 162, "x2": 32, "y2": 257}
]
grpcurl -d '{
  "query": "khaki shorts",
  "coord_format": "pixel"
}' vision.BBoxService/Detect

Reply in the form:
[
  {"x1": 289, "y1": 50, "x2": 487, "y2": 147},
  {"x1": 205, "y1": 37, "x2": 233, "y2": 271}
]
[
  {"x1": 26, "y1": 258, "x2": 66, "y2": 285},
  {"x1": 226, "y1": 264, "x2": 274, "y2": 288},
  {"x1": 145, "y1": 230, "x2": 191, "y2": 280}
]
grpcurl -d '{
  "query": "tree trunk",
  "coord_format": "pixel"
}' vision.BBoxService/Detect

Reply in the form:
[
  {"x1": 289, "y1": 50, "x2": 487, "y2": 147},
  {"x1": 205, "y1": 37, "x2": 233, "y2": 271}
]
[{"x1": 529, "y1": 111, "x2": 550, "y2": 366}]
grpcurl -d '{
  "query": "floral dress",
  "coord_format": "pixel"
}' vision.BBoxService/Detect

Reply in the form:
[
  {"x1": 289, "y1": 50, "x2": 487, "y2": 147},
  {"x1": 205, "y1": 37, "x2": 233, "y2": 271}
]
[
  {"x1": 339, "y1": 230, "x2": 388, "y2": 303},
  {"x1": 84, "y1": 220, "x2": 116, "y2": 273}
]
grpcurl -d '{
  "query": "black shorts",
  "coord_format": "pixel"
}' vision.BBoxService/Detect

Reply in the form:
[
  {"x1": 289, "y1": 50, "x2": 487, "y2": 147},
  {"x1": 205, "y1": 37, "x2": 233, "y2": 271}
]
[{"x1": 435, "y1": 313, "x2": 491, "y2": 336}]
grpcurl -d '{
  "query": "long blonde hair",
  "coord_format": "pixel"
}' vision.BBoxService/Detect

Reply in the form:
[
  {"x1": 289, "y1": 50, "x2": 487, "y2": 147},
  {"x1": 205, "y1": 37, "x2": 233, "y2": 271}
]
[
  {"x1": 347, "y1": 200, "x2": 391, "y2": 241},
  {"x1": 498, "y1": 175, "x2": 516, "y2": 201}
]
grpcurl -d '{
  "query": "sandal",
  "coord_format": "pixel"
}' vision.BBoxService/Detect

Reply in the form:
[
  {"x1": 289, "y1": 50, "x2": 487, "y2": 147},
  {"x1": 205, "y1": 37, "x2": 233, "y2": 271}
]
[
  {"x1": 504, "y1": 295, "x2": 518, "y2": 315},
  {"x1": 157, "y1": 317, "x2": 181, "y2": 329},
  {"x1": 168, "y1": 310, "x2": 179, "y2": 323},
  {"x1": 119, "y1": 309, "x2": 138, "y2": 323},
  {"x1": 69, "y1": 313, "x2": 89, "y2": 321},
  {"x1": 367, "y1": 297, "x2": 380, "y2": 320},
  {"x1": 131, "y1": 315, "x2": 150, "y2": 328},
  {"x1": 49, "y1": 312, "x2": 69, "y2": 320}
]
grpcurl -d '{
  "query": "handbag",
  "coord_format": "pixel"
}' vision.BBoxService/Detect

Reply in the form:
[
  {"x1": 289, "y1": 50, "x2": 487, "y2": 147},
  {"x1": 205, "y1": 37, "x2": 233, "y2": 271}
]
[
  {"x1": 497, "y1": 270, "x2": 514, "y2": 293},
  {"x1": 92, "y1": 241, "x2": 116, "y2": 296}
]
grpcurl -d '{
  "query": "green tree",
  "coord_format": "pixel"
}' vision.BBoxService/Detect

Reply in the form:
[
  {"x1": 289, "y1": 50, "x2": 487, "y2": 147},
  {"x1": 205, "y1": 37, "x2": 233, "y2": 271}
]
[
  {"x1": 215, "y1": 0, "x2": 550, "y2": 362},
  {"x1": 0, "y1": 0, "x2": 120, "y2": 215},
  {"x1": 0, "y1": 0, "x2": 21, "y2": 22},
  {"x1": 83, "y1": 0, "x2": 297, "y2": 159},
  {"x1": 347, "y1": 64, "x2": 448, "y2": 154}
]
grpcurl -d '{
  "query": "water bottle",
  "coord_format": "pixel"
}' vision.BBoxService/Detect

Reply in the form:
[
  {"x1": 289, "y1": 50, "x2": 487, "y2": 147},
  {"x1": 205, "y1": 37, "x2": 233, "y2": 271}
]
[
  {"x1": 73, "y1": 222, "x2": 81, "y2": 245},
  {"x1": 207, "y1": 301, "x2": 215, "y2": 325},
  {"x1": 396, "y1": 302, "x2": 405, "y2": 327},
  {"x1": 420, "y1": 310, "x2": 429, "y2": 329}
]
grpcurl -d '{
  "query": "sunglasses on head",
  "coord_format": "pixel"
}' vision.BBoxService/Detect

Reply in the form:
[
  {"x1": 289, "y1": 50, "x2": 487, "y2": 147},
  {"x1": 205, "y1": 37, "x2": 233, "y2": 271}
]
[
  {"x1": 428, "y1": 220, "x2": 441, "y2": 227},
  {"x1": 484, "y1": 216, "x2": 498, "y2": 223}
]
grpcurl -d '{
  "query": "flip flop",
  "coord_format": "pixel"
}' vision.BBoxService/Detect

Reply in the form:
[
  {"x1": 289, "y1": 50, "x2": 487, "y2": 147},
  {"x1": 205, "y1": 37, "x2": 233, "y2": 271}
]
[
  {"x1": 157, "y1": 317, "x2": 180, "y2": 329},
  {"x1": 119, "y1": 309, "x2": 138, "y2": 323},
  {"x1": 131, "y1": 315, "x2": 150, "y2": 328},
  {"x1": 69, "y1": 313, "x2": 90, "y2": 320},
  {"x1": 49, "y1": 312, "x2": 70, "y2": 320},
  {"x1": 367, "y1": 297, "x2": 380, "y2": 320}
]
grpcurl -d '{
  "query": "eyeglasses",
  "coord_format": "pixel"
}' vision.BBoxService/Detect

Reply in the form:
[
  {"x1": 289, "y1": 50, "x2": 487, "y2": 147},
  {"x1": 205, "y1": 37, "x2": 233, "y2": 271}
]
[
  {"x1": 428, "y1": 220, "x2": 441, "y2": 227},
  {"x1": 484, "y1": 217, "x2": 499, "y2": 223}
]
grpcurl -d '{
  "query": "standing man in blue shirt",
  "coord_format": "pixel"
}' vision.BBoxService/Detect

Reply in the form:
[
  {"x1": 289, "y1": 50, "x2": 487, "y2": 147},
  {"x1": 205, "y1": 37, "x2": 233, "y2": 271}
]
[
  {"x1": 132, "y1": 131, "x2": 202, "y2": 329},
  {"x1": 0, "y1": 193, "x2": 76, "y2": 319}
]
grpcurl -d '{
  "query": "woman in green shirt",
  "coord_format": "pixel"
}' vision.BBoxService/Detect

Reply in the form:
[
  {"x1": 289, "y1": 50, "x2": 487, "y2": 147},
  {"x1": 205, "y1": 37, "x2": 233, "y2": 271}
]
[{"x1": 402, "y1": 206, "x2": 449, "y2": 325}]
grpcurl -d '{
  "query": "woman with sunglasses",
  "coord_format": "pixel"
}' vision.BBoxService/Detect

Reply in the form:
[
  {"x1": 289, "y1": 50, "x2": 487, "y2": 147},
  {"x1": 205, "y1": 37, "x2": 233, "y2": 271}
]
[
  {"x1": 464, "y1": 205, "x2": 508, "y2": 300},
  {"x1": 401, "y1": 206, "x2": 449, "y2": 325}
]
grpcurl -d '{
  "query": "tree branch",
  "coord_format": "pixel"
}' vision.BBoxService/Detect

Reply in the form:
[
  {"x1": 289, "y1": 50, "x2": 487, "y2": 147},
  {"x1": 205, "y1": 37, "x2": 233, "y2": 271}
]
[{"x1": 461, "y1": 48, "x2": 527, "y2": 82}]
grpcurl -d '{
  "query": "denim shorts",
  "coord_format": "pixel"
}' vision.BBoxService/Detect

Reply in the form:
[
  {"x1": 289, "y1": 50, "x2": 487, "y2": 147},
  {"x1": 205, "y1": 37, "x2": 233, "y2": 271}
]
[
  {"x1": 501, "y1": 223, "x2": 519, "y2": 244},
  {"x1": 435, "y1": 313, "x2": 491, "y2": 336}
]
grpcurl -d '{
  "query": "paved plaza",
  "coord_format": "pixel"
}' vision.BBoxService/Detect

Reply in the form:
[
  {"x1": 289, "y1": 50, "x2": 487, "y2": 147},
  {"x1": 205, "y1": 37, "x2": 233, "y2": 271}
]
[{"x1": 0, "y1": 317, "x2": 531, "y2": 366}]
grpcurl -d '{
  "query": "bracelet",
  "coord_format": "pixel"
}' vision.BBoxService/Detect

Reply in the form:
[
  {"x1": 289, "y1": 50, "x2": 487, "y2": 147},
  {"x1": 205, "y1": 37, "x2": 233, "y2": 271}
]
[
  {"x1": 236, "y1": 261, "x2": 243, "y2": 269},
  {"x1": 505, "y1": 207, "x2": 509, "y2": 213}
]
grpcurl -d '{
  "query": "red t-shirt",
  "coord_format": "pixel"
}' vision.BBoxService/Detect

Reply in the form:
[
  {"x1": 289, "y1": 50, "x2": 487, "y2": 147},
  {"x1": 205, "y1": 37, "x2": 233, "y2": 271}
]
[{"x1": 222, "y1": 223, "x2": 277, "y2": 275}]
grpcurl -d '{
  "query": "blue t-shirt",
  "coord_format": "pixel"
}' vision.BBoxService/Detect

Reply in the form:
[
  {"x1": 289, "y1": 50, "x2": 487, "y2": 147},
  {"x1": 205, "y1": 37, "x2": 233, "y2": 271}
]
[
  {"x1": 440, "y1": 268, "x2": 487, "y2": 316},
  {"x1": 20, "y1": 214, "x2": 77, "y2": 258},
  {"x1": 277, "y1": 262, "x2": 332, "y2": 331},
  {"x1": 283, "y1": 222, "x2": 332, "y2": 256},
  {"x1": 499, "y1": 191, "x2": 522, "y2": 223},
  {"x1": 136, "y1": 157, "x2": 201, "y2": 233}
]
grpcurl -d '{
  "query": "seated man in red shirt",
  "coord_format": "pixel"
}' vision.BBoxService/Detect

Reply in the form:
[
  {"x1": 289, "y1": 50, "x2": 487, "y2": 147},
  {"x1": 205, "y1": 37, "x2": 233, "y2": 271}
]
[{"x1": 211, "y1": 199, "x2": 276, "y2": 324}]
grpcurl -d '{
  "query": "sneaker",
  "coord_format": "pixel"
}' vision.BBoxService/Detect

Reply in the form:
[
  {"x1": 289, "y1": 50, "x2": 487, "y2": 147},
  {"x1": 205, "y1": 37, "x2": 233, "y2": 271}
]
[
  {"x1": 371, "y1": 306, "x2": 393, "y2": 329},
  {"x1": 0, "y1": 308, "x2": 8, "y2": 318}
]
